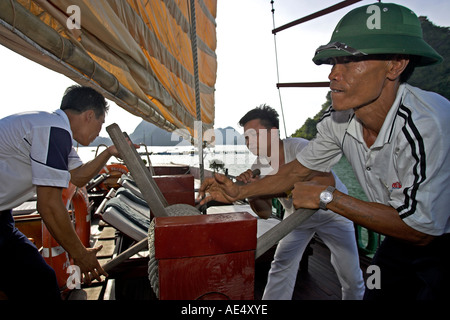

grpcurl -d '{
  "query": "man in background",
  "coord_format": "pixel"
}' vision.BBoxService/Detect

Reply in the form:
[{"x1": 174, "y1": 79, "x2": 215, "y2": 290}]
[{"x1": 237, "y1": 105, "x2": 364, "y2": 299}]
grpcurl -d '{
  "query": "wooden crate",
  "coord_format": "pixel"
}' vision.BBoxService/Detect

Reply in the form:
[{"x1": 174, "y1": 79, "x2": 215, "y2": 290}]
[
  {"x1": 154, "y1": 175, "x2": 195, "y2": 206},
  {"x1": 154, "y1": 212, "x2": 257, "y2": 300}
]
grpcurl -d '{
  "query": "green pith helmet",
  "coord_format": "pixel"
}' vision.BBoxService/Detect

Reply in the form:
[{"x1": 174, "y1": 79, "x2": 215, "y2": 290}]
[{"x1": 313, "y1": 2, "x2": 443, "y2": 67}]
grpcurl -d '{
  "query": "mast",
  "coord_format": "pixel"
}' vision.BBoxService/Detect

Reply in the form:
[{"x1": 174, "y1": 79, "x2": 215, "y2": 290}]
[{"x1": 188, "y1": 0, "x2": 205, "y2": 185}]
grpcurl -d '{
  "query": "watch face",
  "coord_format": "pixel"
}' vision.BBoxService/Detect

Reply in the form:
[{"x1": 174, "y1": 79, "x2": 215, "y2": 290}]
[{"x1": 320, "y1": 191, "x2": 333, "y2": 203}]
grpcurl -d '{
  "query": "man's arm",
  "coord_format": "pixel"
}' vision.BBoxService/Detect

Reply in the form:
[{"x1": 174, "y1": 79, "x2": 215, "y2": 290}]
[
  {"x1": 70, "y1": 143, "x2": 138, "y2": 187},
  {"x1": 235, "y1": 166, "x2": 335, "y2": 220},
  {"x1": 198, "y1": 159, "x2": 316, "y2": 205},
  {"x1": 248, "y1": 198, "x2": 273, "y2": 219},
  {"x1": 69, "y1": 147, "x2": 114, "y2": 187},
  {"x1": 292, "y1": 180, "x2": 435, "y2": 246},
  {"x1": 36, "y1": 186, "x2": 108, "y2": 283}
]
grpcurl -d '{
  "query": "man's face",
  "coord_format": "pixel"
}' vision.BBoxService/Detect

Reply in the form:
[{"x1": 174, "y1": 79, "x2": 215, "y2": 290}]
[
  {"x1": 243, "y1": 119, "x2": 276, "y2": 157},
  {"x1": 328, "y1": 56, "x2": 392, "y2": 111},
  {"x1": 78, "y1": 110, "x2": 105, "y2": 146},
  {"x1": 87, "y1": 112, "x2": 105, "y2": 144}
]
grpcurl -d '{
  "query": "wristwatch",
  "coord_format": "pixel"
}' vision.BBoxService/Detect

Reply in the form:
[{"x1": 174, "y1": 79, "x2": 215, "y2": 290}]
[{"x1": 319, "y1": 186, "x2": 336, "y2": 210}]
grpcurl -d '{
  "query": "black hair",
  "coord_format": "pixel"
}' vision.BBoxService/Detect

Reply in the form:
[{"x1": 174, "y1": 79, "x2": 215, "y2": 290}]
[
  {"x1": 238, "y1": 104, "x2": 279, "y2": 129},
  {"x1": 60, "y1": 85, "x2": 108, "y2": 118}
]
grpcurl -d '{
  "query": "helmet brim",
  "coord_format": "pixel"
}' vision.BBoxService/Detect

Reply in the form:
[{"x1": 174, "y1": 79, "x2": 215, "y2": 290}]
[{"x1": 313, "y1": 34, "x2": 443, "y2": 67}]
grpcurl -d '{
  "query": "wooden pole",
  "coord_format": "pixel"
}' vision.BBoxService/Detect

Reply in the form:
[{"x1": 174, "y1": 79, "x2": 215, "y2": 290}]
[
  {"x1": 272, "y1": 0, "x2": 362, "y2": 34},
  {"x1": 276, "y1": 82, "x2": 330, "y2": 88},
  {"x1": 102, "y1": 238, "x2": 148, "y2": 273},
  {"x1": 256, "y1": 209, "x2": 316, "y2": 259},
  {"x1": 106, "y1": 123, "x2": 168, "y2": 217}
]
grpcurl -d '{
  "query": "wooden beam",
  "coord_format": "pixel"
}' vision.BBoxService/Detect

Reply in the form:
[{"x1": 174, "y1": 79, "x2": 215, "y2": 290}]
[
  {"x1": 277, "y1": 82, "x2": 330, "y2": 88},
  {"x1": 102, "y1": 238, "x2": 148, "y2": 273},
  {"x1": 106, "y1": 123, "x2": 168, "y2": 217},
  {"x1": 256, "y1": 209, "x2": 316, "y2": 259},
  {"x1": 272, "y1": 0, "x2": 362, "y2": 34}
]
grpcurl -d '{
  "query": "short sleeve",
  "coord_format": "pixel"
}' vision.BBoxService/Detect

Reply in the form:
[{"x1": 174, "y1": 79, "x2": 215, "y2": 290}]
[
  {"x1": 30, "y1": 126, "x2": 72, "y2": 187},
  {"x1": 297, "y1": 116, "x2": 343, "y2": 172}
]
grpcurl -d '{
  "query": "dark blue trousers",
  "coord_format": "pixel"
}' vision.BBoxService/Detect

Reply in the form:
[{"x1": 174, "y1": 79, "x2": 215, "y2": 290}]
[
  {"x1": 0, "y1": 210, "x2": 61, "y2": 300},
  {"x1": 364, "y1": 234, "x2": 450, "y2": 300}
]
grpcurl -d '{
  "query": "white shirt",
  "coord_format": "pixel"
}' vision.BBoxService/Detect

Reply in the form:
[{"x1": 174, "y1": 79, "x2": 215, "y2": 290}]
[
  {"x1": 251, "y1": 137, "x2": 347, "y2": 217},
  {"x1": 298, "y1": 84, "x2": 450, "y2": 236},
  {"x1": 0, "y1": 109, "x2": 83, "y2": 210}
]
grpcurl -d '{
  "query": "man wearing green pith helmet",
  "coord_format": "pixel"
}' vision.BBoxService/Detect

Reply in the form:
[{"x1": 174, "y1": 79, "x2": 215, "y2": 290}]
[{"x1": 198, "y1": 3, "x2": 450, "y2": 300}]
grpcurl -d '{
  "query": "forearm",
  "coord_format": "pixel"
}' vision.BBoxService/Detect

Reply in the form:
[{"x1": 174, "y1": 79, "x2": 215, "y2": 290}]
[
  {"x1": 330, "y1": 191, "x2": 434, "y2": 246},
  {"x1": 37, "y1": 187, "x2": 87, "y2": 259},
  {"x1": 70, "y1": 147, "x2": 112, "y2": 187},
  {"x1": 248, "y1": 198, "x2": 272, "y2": 219},
  {"x1": 198, "y1": 160, "x2": 318, "y2": 205},
  {"x1": 37, "y1": 186, "x2": 107, "y2": 282},
  {"x1": 239, "y1": 160, "x2": 313, "y2": 199}
]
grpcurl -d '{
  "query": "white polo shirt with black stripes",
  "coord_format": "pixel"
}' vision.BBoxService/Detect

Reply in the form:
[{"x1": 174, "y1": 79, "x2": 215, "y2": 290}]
[
  {"x1": 0, "y1": 109, "x2": 83, "y2": 211},
  {"x1": 297, "y1": 84, "x2": 450, "y2": 236}
]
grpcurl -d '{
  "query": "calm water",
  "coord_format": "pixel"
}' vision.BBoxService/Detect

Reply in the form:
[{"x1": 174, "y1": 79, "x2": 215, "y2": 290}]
[{"x1": 76, "y1": 145, "x2": 256, "y2": 177}]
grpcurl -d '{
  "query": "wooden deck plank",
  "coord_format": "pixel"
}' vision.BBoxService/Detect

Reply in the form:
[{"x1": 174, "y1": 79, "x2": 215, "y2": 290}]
[
  {"x1": 96, "y1": 238, "x2": 116, "y2": 258},
  {"x1": 293, "y1": 241, "x2": 341, "y2": 300},
  {"x1": 83, "y1": 284, "x2": 104, "y2": 300},
  {"x1": 98, "y1": 226, "x2": 117, "y2": 240}
]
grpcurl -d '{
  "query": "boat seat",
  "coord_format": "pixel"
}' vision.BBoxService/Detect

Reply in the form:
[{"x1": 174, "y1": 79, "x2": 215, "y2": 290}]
[
  {"x1": 102, "y1": 197, "x2": 150, "y2": 241},
  {"x1": 115, "y1": 187, "x2": 150, "y2": 217},
  {"x1": 100, "y1": 174, "x2": 162, "y2": 241},
  {"x1": 117, "y1": 174, "x2": 144, "y2": 199}
]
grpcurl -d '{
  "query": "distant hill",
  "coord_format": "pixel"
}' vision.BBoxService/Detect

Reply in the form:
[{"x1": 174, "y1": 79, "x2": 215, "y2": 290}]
[
  {"x1": 214, "y1": 126, "x2": 245, "y2": 145},
  {"x1": 89, "y1": 121, "x2": 245, "y2": 146},
  {"x1": 128, "y1": 121, "x2": 189, "y2": 146},
  {"x1": 408, "y1": 17, "x2": 449, "y2": 100}
]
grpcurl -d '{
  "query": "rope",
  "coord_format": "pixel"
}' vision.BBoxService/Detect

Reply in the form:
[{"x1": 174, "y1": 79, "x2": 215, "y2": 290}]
[
  {"x1": 188, "y1": 0, "x2": 205, "y2": 188},
  {"x1": 270, "y1": 0, "x2": 288, "y2": 139},
  {"x1": 8, "y1": 0, "x2": 16, "y2": 31}
]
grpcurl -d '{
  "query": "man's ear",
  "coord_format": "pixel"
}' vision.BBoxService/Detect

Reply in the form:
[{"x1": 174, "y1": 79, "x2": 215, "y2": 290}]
[
  {"x1": 84, "y1": 109, "x2": 95, "y2": 122},
  {"x1": 387, "y1": 58, "x2": 409, "y2": 81}
]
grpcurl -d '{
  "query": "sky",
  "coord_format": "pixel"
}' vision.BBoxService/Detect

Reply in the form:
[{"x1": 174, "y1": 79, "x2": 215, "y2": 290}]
[{"x1": 0, "y1": 0, "x2": 448, "y2": 139}]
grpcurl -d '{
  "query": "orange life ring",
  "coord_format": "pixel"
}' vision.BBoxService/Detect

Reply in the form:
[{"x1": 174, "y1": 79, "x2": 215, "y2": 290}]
[
  {"x1": 72, "y1": 187, "x2": 91, "y2": 248},
  {"x1": 41, "y1": 183, "x2": 91, "y2": 293},
  {"x1": 98, "y1": 163, "x2": 129, "y2": 190}
]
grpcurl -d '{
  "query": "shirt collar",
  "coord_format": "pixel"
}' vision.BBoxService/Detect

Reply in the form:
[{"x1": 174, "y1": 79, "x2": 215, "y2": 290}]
[
  {"x1": 53, "y1": 109, "x2": 74, "y2": 138},
  {"x1": 54, "y1": 109, "x2": 70, "y2": 126}
]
